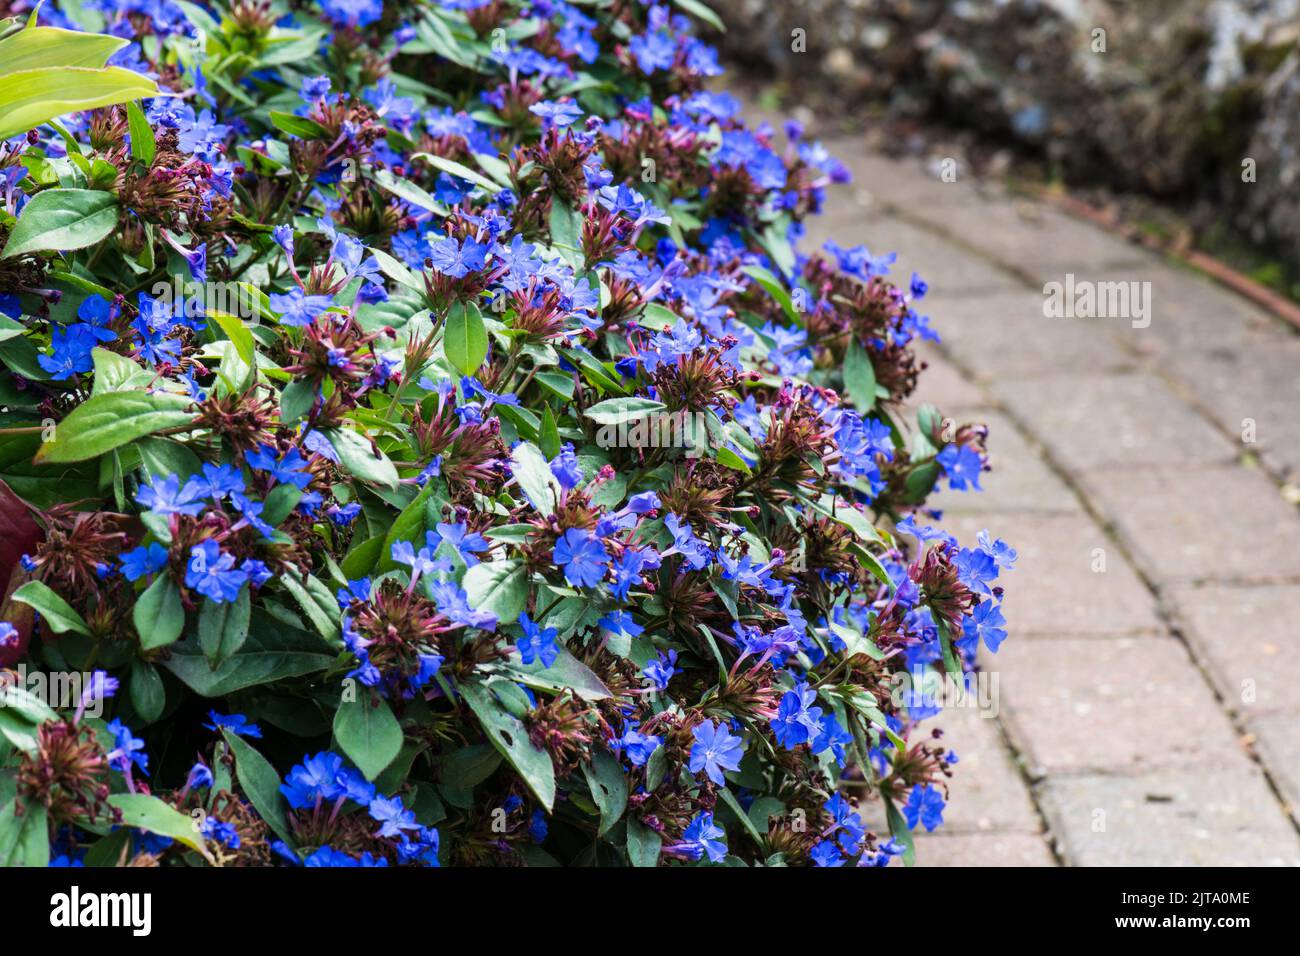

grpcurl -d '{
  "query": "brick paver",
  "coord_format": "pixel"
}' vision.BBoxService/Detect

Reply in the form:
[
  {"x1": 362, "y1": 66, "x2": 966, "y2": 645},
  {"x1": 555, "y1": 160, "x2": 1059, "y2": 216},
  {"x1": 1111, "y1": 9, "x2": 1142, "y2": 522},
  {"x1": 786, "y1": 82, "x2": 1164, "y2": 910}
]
[
  {"x1": 1079, "y1": 465, "x2": 1300, "y2": 586},
  {"x1": 995, "y1": 374, "x2": 1237, "y2": 471},
  {"x1": 939, "y1": 512, "x2": 1162, "y2": 636},
  {"x1": 989, "y1": 636, "x2": 1247, "y2": 775},
  {"x1": 806, "y1": 131, "x2": 1300, "y2": 866},
  {"x1": 1039, "y1": 770, "x2": 1300, "y2": 866}
]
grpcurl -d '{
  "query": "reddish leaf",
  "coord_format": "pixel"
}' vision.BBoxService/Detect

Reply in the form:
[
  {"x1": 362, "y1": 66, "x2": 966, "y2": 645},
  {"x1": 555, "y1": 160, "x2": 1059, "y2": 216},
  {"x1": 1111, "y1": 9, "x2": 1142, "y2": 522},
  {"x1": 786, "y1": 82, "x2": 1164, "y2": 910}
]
[{"x1": 0, "y1": 479, "x2": 43, "y2": 666}]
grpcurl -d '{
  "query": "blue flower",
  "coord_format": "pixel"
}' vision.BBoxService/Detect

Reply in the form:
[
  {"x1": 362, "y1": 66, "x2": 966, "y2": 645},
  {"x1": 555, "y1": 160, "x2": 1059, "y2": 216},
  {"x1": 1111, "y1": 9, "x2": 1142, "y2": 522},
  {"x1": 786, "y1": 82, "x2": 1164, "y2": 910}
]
[
  {"x1": 204, "y1": 711, "x2": 262, "y2": 738},
  {"x1": 201, "y1": 817, "x2": 241, "y2": 849},
  {"x1": 549, "y1": 443, "x2": 584, "y2": 490},
  {"x1": 954, "y1": 547, "x2": 999, "y2": 598},
  {"x1": 76, "y1": 294, "x2": 118, "y2": 341},
  {"x1": 428, "y1": 580, "x2": 498, "y2": 631},
  {"x1": 936, "y1": 443, "x2": 984, "y2": 492},
  {"x1": 300, "y1": 75, "x2": 331, "y2": 103},
  {"x1": 192, "y1": 463, "x2": 245, "y2": 501},
  {"x1": 664, "y1": 513, "x2": 711, "y2": 570},
  {"x1": 607, "y1": 546, "x2": 659, "y2": 601},
  {"x1": 280, "y1": 752, "x2": 345, "y2": 809},
  {"x1": 642, "y1": 649, "x2": 677, "y2": 691},
  {"x1": 529, "y1": 99, "x2": 584, "y2": 128},
  {"x1": 810, "y1": 839, "x2": 845, "y2": 867},
  {"x1": 903, "y1": 784, "x2": 946, "y2": 832},
  {"x1": 688, "y1": 720, "x2": 744, "y2": 786},
  {"x1": 626, "y1": 491, "x2": 661, "y2": 514},
  {"x1": 977, "y1": 530, "x2": 1018, "y2": 570},
  {"x1": 269, "y1": 287, "x2": 333, "y2": 327},
  {"x1": 529, "y1": 809, "x2": 548, "y2": 843},
  {"x1": 369, "y1": 794, "x2": 420, "y2": 838},
  {"x1": 272, "y1": 224, "x2": 295, "y2": 256},
  {"x1": 598, "y1": 609, "x2": 642, "y2": 639},
  {"x1": 678, "y1": 811, "x2": 727, "y2": 862},
  {"x1": 552, "y1": 528, "x2": 610, "y2": 588},
  {"x1": 428, "y1": 521, "x2": 489, "y2": 567},
  {"x1": 961, "y1": 600, "x2": 1008, "y2": 653},
  {"x1": 106, "y1": 719, "x2": 148, "y2": 775},
  {"x1": 245, "y1": 444, "x2": 313, "y2": 489},
  {"x1": 136, "y1": 474, "x2": 206, "y2": 517},
  {"x1": 120, "y1": 542, "x2": 169, "y2": 582},
  {"x1": 812, "y1": 714, "x2": 853, "y2": 765},
  {"x1": 611, "y1": 723, "x2": 661, "y2": 766},
  {"x1": 186, "y1": 762, "x2": 214, "y2": 790},
  {"x1": 771, "y1": 682, "x2": 823, "y2": 749},
  {"x1": 516, "y1": 612, "x2": 559, "y2": 668},
  {"x1": 185, "y1": 540, "x2": 248, "y2": 603}
]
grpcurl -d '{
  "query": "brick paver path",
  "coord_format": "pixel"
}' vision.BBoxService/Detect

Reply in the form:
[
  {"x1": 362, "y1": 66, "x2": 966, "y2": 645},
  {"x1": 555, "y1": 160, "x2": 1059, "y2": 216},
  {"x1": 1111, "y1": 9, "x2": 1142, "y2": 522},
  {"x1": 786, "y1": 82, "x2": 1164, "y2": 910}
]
[{"x1": 805, "y1": 137, "x2": 1300, "y2": 865}]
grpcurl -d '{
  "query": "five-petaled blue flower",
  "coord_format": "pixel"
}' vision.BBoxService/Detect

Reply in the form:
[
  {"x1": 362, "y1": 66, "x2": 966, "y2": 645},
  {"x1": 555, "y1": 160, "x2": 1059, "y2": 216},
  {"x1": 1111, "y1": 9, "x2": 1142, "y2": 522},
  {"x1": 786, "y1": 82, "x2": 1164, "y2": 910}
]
[
  {"x1": 552, "y1": 528, "x2": 610, "y2": 588},
  {"x1": 688, "y1": 720, "x2": 744, "y2": 786}
]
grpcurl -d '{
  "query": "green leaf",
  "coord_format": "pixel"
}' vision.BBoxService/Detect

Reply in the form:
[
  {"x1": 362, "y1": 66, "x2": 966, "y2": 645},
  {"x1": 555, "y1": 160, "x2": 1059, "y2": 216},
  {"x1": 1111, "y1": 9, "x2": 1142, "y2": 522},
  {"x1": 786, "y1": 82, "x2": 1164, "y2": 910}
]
[
  {"x1": 0, "y1": 25, "x2": 126, "y2": 74},
  {"x1": 843, "y1": 337, "x2": 877, "y2": 412},
  {"x1": 582, "y1": 749, "x2": 627, "y2": 836},
  {"x1": 0, "y1": 684, "x2": 57, "y2": 725},
  {"x1": 372, "y1": 167, "x2": 448, "y2": 217},
  {"x1": 162, "y1": 612, "x2": 334, "y2": 697},
  {"x1": 11, "y1": 579, "x2": 89, "y2": 636},
  {"x1": 90, "y1": 346, "x2": 151, "y2": 395},
  {"x1": 742, "y1": 264, "x2": 801, "y2": 325},
  {"x1": 934, "y1": 614, "x2": 964, "y2": 680},
  {"x1": 268, "y1": 110, "x2": 330, "y2": 140},
  {"x1": 716, "y1": 445, "x2": 752, "y2": 475},
  {"x1": 548, "y1": 199, "x2": 584, "y2": 268},
  {"x1": 35, "y1": 390, "x2": 193, "y2": 464},
  {"x1": 125, "y1": 100, "x2": 155, "y2": 166},
  {"x1": 717, "y1": 786, "x2": 765, "y2": 851},
  {"x1": 883, "y1": 794, "x2": 916, "y2": 867},
  {"x1": 626, "y1": 817, "x2": 661, "y2": 867},
  {"x1": 108, "y1": 793, "x2": 213, "y2": 863},
  {"x1": 324, "y1": 427, "x2": 398, "y2": 489},
  {"x1": 279, "y1": 571, "x2": 338, "y2": 641},
  {"x1": 443, "y1": 300, "x2": 488, "y2": 376},
  {"x1": 539, "y1": 403, "x2": 561, "y2": 460},
  {"x1": 0, "y1": 799, "x2": 48, "y2": 867},
  {"x1": 375, "y1": 482, "x2": 434, "y2": 575},
  {"x1": 461, "y1": 559, "x2": 528, "y2": 626},
  {"x1": 459, "y1": 680, "x2": 556, "y2": 810},
  {"x1": 334, "y1": 692, "x2": 403, "y2": 781},
  {"x1": 439, "y1": 743, "x2": 502, "y2": 789},
  {"x1": 509, "y1": 440, "x2": 561, "y2": 516},
  {"x1": 412, "y1": 151, "x2": 502, "y2": 195},
  {"x1": 198, "y1": 588, "x2": 251, "y2": 668},
  {"x1": 0, "y1": 65, "x2": 158, "y2": 141},
  {"x1": 211, "y1": 309, "x2": 255, "y2": 366},
  {"x1": 1, "y1": 187, "x2": 119, "y2": 259},
  {"x1": 133, "y1": 574, "x2": 185, "y2": 650},
  {"x1": 128, "y1": 659, "x2": 165, "y2": 723},
  {"x1": 279, "y1": 378, "x2": 317, "y2": 424},
  {"x1": 0, "y1": 710, "x2": 38, "y2": 753},
  {"x1": 584, "y1": 396, "x2": 667, "y2": 425},
  {"x1": 221, "y1": 729, "x2": 296, "y2": 848},
  {"x1": 672, "y1": 0, "x2": 726, "y2": 32},
  {"x1": 497, "y1": 646, "x2": 612, "y2": 701},
  {"x1": 341, "y1": 534, "x2": 385, "y2": 579}
]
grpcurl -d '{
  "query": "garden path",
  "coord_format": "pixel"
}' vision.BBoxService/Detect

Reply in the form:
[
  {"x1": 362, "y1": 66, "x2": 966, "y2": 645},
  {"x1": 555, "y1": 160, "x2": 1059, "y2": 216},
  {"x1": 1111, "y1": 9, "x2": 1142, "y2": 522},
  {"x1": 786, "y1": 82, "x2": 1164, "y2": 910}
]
[{"x1": 800, "y1": 132, "x2": 1300, "y2": 865}]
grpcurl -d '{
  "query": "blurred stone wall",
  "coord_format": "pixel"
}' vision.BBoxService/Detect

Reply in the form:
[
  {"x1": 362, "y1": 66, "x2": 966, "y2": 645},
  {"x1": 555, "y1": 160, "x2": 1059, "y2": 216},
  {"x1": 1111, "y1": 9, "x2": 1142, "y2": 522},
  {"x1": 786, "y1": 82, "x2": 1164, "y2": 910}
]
[{"x1": 710, "y1": 0, "x2": 1300, "y2": 266}]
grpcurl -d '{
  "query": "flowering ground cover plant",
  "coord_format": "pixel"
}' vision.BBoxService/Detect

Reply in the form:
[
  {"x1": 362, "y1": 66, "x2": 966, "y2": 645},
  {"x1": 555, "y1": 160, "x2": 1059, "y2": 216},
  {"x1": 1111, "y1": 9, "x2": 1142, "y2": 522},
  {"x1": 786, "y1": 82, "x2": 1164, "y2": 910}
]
[{"x1": 0, "y1": 0, "x2": 1013, "y2": 867}]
